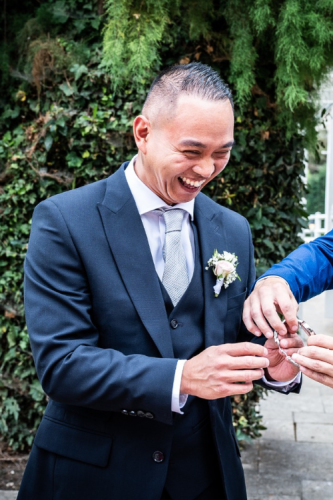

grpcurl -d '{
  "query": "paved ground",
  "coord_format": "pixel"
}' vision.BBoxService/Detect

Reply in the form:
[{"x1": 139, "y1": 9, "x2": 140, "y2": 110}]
[
  {"x1": 243, "y1": 292, "x2": 333, "y2": 500},
  {"x1": 1, "y1": 293, "x2": 333, "y2": 500}
]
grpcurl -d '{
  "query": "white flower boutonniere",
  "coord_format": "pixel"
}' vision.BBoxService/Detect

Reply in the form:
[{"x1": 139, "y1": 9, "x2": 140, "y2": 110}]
[{"x1": 206, "y1": 250, "x2": 240, "y2": 297}]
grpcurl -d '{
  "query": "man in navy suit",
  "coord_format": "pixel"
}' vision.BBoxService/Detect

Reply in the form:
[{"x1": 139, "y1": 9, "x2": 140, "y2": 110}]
[
  {"x1": 19, "y1": 63, "x2": 302, "y2": 500},
  {"x1": 243, "y1": 230, "x2": 333, "y2": 389}
]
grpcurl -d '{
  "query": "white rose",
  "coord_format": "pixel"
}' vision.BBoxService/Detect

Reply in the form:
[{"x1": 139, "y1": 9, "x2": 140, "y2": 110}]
[{"x1": 214, "y1": 260, "x2": 235, "y2": 277}]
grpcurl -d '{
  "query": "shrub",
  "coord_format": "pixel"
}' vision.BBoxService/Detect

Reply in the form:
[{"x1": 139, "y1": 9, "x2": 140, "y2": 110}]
[{"x1": 0, "y1": 0, "x2": 320, "y2": 450}]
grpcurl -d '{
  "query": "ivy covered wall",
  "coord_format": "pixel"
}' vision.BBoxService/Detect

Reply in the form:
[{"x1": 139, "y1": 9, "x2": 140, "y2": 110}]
[{"x1": 1, "y1": 0, "x2": 332, "y2": 450}]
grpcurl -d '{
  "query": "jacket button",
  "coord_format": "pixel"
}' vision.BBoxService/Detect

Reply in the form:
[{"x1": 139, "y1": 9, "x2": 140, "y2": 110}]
[
  {"x1": 137, "y1": 410, "x2": 145, "y2": 417},
  {"x1": 145, "y1": 412, "x2": 154, "y2": 419},
  {"x1": 121, "y1": 409, "x2": 129, "y2": 416},
  {"x1": 129, "y1": 411, "x2": 137, "y2": 417},
  {"x1": 152, "y1": 451, "x2": 164, "y2": 463},
  {"x1": 170, "y1": 319, "x2": 178, "y2": 329}
]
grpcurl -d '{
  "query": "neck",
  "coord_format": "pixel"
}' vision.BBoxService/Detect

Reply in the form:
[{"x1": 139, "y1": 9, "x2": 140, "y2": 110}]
[{"x1": 133, "y1": 154, "x2": 175, "y2": 206}]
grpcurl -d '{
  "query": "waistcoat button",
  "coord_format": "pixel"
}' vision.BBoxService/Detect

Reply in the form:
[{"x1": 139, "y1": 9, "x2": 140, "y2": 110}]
[
  {"x1": 170, "y1": 319, "x2": 178, "y2": 329},
  {"x1": 152, "y1": 451, "x2": 164, "y2": 463}
]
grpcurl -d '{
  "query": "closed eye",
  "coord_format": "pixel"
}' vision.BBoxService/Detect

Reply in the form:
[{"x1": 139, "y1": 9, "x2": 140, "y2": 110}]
[{"x1": 214, "y1": 150, "x2": 231, "y2": 157}]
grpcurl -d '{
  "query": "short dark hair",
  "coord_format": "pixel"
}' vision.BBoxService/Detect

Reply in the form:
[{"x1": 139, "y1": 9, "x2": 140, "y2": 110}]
[{"x1": 143, "y1": 62, "x2": 233, "y2": 114}]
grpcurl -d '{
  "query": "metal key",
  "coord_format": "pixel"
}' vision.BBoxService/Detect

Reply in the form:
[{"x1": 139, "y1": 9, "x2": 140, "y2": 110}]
[{"x1": 273, "y1": 317, "x2": 316, "y2": 367}]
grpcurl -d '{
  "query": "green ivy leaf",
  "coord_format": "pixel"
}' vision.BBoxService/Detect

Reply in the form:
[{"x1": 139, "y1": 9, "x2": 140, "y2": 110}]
[
  {"x1": 52, "y1": 1, "x2": 69, "y2": 23},
  {"x1": 44, "y1": 135, "x2": 53, "y2": 152},
  {"x1": 59, "y1": 82, "x2": 74, "y2": 96},
  {"x1": 71, "y1": 64, "x2": 88, "y2": 82}
]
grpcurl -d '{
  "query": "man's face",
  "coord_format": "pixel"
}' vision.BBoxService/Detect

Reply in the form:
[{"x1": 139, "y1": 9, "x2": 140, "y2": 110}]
[{"x1": 134, "y1": 94, "x2": 234, "y2": 205}]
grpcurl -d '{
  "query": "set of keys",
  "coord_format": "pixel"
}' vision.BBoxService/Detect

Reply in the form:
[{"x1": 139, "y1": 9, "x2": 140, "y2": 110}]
[{"x1": 273, "y1": 318, "x2": 316, "y2": 367}]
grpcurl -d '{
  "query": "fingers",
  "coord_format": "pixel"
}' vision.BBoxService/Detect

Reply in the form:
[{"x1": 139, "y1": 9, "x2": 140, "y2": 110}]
[
  {"x1": 264, "y1": 334, "x2": 303, "y2": 351},
  {"x1": 229, "y1": 355, "x2": 269, "y2": 370},
  {"x1": 181, "y1": 344, "x2": 269, "y2": 399},
  {"x1": 242, "y1": 298, "x2": 261, "y2": 336},
  {"x1": 243, "y1": 277, "x2": 299, "y2": 338},
  {"x1": 307, "y1": 334, "x2": 333, "y2": 350},
  {"x1": 243, "y1": 293, "x2": 276, "y2": 339},
  {"x1": 293, "y1": 334, "x2": 333, "y2": 389},
  {"x1": 224, "y1": 368, "x2": 265, "y2": 383},
  {"x1": 222, "y1": 342, "x2": 268, "y2": 358},
  {"x1": 230, "y1": 383, "x2": 254, "y2": 395},
  {"x1": 277, "y1": 293, "x2": 299, "y2": 334},
  {"x1": 292, "y1": 351, "x2": 333, "y2": 377},
  {"x1": 264, "y1": 334, "x2": 303, "y2": 380},
  {"x1": 279, "y1": 335, "x2": 304, "y2": 350},
  {"x1": 224, "y1": 382, "x2": 254, "y2": 396},
  {"x1": 295, "y1": 366, "x2": 333, "y2": 389},
  {"x1": 293, "y1": 345, "x2": 333, "y2": 365}
]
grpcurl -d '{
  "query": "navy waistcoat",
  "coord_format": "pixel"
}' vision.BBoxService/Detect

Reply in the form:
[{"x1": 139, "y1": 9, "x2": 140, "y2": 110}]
[
  {"x1": 160, "y1": 223, "x2": 223, "y2": 500},
  {"x1": 161, "y1": 222, "x2": 205, "y2": 360}
]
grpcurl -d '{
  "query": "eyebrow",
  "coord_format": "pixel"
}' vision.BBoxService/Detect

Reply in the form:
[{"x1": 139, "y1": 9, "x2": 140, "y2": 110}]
[{"x1": 179, "y1": 140, "x2": 235, "y2": 149}]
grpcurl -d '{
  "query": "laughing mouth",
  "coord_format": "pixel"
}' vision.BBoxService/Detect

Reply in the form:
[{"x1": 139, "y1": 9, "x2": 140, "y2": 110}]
[{"x1": 179, "y1": 176, "x2": 206, "y2": 189}]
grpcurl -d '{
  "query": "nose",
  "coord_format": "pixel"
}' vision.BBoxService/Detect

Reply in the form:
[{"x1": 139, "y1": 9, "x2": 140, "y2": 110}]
[{"x1": 192, "y1": 159, "x2": 215, "y2": 179}]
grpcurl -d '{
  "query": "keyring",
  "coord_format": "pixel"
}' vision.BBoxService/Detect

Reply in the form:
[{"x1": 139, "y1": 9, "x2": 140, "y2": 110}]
[
  {"x1": 297, "y1": 318, "x2": 316, "y2": 337},
  {"x1": 273, "y1": 317, "x2": 316, "y2": 368}
]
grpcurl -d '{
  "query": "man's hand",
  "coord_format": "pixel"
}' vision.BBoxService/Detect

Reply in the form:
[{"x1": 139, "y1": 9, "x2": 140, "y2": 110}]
[
  {"x1": 180, "y1": 342, "x2": 269, "y2": 399},
  {"x1": 291, "y1": 334, "x2": 333, "y2": 388},
  {"x1": 243, "y1": 277, "x2": 299, "y2": 338},
  {"x1": 264, "y1": 333, "x2": 303, "y2": 382}
]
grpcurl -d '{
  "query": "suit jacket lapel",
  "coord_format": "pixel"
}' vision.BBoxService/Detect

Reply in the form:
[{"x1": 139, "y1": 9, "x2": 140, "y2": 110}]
[
  {"x1": 195, "y1": 194, "x2": 228, "y2": 348},
  {"x1": 97, "y1": 166, "x2": 174, "y2": 358}
]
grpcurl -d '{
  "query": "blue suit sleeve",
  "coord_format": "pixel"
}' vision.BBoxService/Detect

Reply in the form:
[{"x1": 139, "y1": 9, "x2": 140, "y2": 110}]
[
  {"x1": 24, "y1": 200, "x2": 177, "y2": 425},
  {"x1": 257, "y1": 230, "x2": 333, "y2": 303}
]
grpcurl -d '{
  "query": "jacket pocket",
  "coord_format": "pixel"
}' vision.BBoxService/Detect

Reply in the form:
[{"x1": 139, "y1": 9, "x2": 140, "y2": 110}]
[
  {"x1": 227, "y1": 290, "x2": 247, "y2": 311},
  {"x1": 34, "y1": 415, "x2": 112, "y2": 467}
]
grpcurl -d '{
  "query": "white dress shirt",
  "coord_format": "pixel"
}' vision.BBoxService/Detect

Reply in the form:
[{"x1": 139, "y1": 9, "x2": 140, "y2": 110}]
[{"x1": 125, "y1": 156, "x2": 300, "y2": 414}]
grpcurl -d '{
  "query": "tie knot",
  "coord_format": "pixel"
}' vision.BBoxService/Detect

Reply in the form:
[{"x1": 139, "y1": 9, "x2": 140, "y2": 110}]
[{"x1": 162, "y1": 209, "x2": 185, "y2": 233}]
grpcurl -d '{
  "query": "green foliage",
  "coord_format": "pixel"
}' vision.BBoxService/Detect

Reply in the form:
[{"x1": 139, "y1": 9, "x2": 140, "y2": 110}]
[
  {"x1": 102, "y1": 0, "x2": 173, "y2": 86},
  {"x1": 204, "y1": 105, "x2": 307, "y2": 276},
  {"x1": 0, "y1": 0, "x2": 140, "y2": 451},
  {"x1": 103, "y1": 0, "x2": 333, "y2": 143},
  {"x1": 307, "y1": 165, "x2": 326, "y2": 214},
  {"x1": 224, "y1": 0, "x2": 257, "y2": 105},
  {"x1": 232, "y1": 391, "x2": 266, "y2": 444},
  {"x1": 0, "y1": 0, "x2": 311, "y2": 451}
]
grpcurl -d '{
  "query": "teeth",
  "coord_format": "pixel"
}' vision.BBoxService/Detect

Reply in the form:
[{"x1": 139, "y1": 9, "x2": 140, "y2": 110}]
[{"x1": 180, "y1": 177, "x2": 205, "y2": 188}]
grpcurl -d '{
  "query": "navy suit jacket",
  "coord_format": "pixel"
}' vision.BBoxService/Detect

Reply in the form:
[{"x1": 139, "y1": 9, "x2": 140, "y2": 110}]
[
  {"x1": 259, "y1": 230, "x2": 333, "y2": 302},
  {"x1": 22, "y1": 163, "x2": 297, "y2": 500}
]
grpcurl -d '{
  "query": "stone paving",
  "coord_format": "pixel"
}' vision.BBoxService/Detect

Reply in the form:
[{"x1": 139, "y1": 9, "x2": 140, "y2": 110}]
[
  {"x1": 243, "y1": 293, "x2": 333, "y2": 500},
  {"x1": 0, "y1": 493, "x2": 17, "y2": 500},
  {"x1": 1, "y1": 294, "x2": 333, "y2": 500}
]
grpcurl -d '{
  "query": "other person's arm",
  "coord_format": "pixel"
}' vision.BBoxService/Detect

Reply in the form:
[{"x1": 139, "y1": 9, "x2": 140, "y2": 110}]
[{"x1": 243, "y1": 229, "x2": 333, "y2": 337}]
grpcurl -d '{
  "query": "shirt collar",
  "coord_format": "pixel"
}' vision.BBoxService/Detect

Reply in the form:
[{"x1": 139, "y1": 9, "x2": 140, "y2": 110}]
[{"x1": 125, "y1": 155, "x2": 195, "y2": 220}]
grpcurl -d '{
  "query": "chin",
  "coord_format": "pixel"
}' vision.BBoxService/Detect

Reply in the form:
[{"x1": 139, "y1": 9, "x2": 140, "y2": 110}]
[{"x1": 165, "y1": 186, "x2": 201, "y2": 205}]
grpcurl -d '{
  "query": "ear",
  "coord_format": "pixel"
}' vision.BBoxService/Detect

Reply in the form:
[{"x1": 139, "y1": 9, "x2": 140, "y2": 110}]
[{"x1": 133, "y1": 115, "x2": 151, "y2": 154}]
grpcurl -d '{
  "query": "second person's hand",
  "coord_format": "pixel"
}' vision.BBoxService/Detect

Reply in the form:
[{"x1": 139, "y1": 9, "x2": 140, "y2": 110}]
[{"x1": 243, "y1": 277, "x2": 299, "y2": 338}]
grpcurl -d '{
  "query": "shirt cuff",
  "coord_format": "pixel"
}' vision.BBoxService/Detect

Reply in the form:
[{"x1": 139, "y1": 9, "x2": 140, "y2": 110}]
[
  {"x1": 171, "y1": 360, "x2": 188, "y2": 414},
  {"x1": 262, "y1": 371, "x2": 301, "y2": 393}
]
